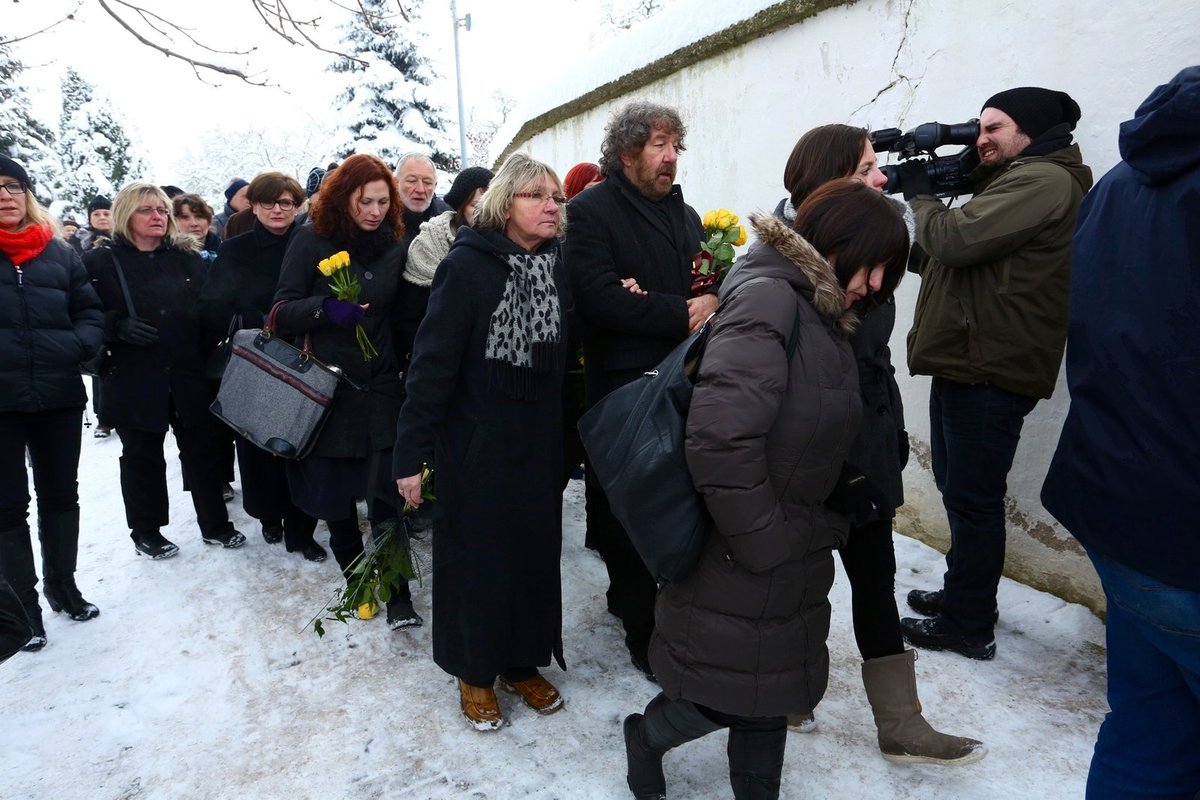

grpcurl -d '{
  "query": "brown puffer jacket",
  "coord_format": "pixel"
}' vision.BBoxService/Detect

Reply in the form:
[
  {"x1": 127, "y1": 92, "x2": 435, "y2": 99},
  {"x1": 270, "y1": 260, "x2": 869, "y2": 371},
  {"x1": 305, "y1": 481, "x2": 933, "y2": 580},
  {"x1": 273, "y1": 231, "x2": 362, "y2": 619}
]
[{"x1": 649, "y1": 212, "x2": 862, "y2": 719}]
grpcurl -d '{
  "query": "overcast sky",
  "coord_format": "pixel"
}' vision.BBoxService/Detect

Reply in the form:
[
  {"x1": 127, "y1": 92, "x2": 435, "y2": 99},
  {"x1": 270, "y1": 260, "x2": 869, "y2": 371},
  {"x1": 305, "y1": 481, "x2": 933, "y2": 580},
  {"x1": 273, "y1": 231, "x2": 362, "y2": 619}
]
[{"x1": 7, "y1": 0, "x2": 600, "y2": 178}]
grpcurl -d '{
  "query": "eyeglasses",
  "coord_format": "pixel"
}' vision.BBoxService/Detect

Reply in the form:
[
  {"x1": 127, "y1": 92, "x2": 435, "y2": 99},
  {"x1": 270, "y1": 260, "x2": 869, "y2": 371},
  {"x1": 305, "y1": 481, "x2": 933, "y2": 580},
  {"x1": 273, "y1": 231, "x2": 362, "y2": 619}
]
[
  {"x1": 0, "y1": 181, "x2": 27, "y2": 196},
  {"x1": 134, "y1": 206, "x2": 170, "y2": 217},
  {"x1": 256, "y1": 199, "x2": 296, "y2": 211},
  {"x1": 513, "y1": 191, "x2": 568, "y2": 207}
]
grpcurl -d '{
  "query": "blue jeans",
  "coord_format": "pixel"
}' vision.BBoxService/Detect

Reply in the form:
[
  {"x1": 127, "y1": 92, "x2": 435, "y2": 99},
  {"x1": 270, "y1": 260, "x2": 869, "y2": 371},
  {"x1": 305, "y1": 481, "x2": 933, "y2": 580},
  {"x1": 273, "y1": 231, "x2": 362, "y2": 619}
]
[
  {"x1": 1086, "y1": 549, "x2": 1200, "y2": 800},
  {"x1": 929, "y1": 377, "x2": 1037, "y2": 640}
]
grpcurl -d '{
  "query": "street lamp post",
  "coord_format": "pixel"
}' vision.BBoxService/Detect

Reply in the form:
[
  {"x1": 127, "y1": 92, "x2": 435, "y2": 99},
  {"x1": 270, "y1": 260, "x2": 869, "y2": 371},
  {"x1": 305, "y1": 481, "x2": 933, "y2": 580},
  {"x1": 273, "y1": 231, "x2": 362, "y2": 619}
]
[{"x1": 451, "y1": 0, "x2": 471, "y2": 168}]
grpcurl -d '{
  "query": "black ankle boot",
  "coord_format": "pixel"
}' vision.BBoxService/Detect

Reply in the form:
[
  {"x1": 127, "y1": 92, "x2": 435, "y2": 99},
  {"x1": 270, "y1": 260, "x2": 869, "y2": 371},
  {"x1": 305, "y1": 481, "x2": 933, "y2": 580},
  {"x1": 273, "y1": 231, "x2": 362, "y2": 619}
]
[
  {"x1": 727, "y1": 725, "x2": 787, "y2": 799},
  {"x1": 21, "y1": 607, "x2": 47, "y2": 652},
  {"x1": 43, "y1": 579, "x2": 99, "y2": 621},
  {"x1": 625, "y1": 694, "x2": 724, "y2": 799}
]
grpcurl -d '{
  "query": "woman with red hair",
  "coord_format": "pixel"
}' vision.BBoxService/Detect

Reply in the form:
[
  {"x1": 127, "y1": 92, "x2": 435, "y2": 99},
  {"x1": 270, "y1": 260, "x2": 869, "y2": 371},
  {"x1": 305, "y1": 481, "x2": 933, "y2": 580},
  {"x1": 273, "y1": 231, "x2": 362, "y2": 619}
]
[
  {"x1": 562, "y1": 162, "x2": 603, "y2": 200},
  {"x1": 273, "y1": 154, "x2": 420, "y2": 629}
]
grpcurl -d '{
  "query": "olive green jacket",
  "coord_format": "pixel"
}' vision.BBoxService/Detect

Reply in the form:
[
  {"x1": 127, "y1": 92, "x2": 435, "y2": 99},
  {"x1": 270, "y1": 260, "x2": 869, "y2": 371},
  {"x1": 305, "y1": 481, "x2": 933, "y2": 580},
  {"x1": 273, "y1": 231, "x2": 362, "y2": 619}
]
[{"x1": 906, "y1": 145, "x2": 1093, "y2": 399}]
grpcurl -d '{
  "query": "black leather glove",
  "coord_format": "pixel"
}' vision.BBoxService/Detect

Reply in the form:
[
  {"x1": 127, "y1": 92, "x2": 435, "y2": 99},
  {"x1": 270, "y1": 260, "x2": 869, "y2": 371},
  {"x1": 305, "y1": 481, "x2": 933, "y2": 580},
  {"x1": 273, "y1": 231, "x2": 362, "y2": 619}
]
[
  {"x1": 116, "y1": 317, "x2": 159, "y2": 346},
  {"x1": 825, "y1": 463, "x2": 890, "y2": 523},
  {"x1": 898, "y1": 429, "x2": 910, "y2": 470},
  {"x1": 895, "y1": 160, "x2": 936, "y2": 200}
]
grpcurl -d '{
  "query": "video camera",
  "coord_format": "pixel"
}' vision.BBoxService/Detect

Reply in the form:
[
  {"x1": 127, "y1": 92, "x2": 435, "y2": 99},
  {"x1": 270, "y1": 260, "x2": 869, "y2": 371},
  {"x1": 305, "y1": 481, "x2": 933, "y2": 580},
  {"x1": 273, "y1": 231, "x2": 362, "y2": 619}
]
[{"x1": 870, "y1": 120, "x2": 981, "y2": 198}]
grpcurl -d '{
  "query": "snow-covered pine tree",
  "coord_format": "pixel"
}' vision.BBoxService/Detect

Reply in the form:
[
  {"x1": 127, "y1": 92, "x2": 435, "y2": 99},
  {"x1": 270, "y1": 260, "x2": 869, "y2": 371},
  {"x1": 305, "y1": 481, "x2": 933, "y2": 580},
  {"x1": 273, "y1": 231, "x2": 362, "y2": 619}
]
[
  {"x1": 0, "y1": 44, "x2": 60, "y2": 201},
  {"x1": 328, "y1": 0, "x2": 459, "y2": 171},
  {"x1": 57, "y1": 67, "x2": 147, "y2": 210}
]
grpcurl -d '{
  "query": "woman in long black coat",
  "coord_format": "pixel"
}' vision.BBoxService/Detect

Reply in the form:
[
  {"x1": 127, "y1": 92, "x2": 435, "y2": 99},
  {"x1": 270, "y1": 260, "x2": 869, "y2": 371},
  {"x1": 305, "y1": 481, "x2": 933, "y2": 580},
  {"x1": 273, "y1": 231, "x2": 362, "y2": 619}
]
[
  {"x1": 272, "y1": 154, "x2": 418, "y2": 628},
  {"x1": 200, "y1": 172, "x2": 322, "y2": 561},
  {"x1": 84, "y1": 183, "x2": 243, "y2": 559},
  {"x1": 0, "y1": 156, "x2": 104, "y2": 651},
  {"x1": 394, "y1": 153, "x2": 571, "y2": 732}
]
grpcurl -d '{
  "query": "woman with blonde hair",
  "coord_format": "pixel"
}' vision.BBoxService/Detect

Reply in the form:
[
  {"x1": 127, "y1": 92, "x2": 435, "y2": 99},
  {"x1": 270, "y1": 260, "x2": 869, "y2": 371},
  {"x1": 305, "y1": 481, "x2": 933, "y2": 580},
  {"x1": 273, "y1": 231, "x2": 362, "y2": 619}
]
[
  {"x1": 84, "y1": 182, "x2": 244, "y2": 559},
  {"x1": 395, "y1": 152, "x2": 571, "y2": 731},
  {"x1": 0, "y1": 156, "x2": 104, "y2": 650}
]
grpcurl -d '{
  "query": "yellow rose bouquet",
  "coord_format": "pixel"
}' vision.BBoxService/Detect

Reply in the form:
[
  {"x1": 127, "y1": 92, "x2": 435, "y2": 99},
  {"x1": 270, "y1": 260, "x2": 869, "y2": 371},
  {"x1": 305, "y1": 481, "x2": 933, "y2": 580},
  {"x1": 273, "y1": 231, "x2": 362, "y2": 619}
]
[
  {"x1": 318, "y1": 250, "x2": 378, "y2": 361},
  {"x1": 691, "y1": 208, "x2": 748, "y2": 295}
]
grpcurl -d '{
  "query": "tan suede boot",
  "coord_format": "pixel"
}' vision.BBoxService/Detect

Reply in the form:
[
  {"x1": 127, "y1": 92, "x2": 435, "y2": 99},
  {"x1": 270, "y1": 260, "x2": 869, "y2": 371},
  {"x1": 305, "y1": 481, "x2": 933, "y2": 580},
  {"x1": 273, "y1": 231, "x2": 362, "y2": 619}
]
[{"x1": 861, "y1": 650, "x2": 987, "y2": 765}]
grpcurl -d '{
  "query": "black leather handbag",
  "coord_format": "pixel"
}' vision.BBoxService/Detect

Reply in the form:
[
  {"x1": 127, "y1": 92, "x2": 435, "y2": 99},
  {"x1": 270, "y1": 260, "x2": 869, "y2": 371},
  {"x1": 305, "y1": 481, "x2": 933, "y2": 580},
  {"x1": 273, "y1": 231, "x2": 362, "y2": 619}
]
[
  {"x1": 81, "y1": 249, "x2": 134, "y2": 377},
  {"x1": 210, "y1": 301, "x2": 343, "y2": 459},
  {"x1": 578, "y1": 279, "x2": 800, "y2": 583},
  {"x1": 205, "y1": 313, "x2": 243, "y2": 380}
]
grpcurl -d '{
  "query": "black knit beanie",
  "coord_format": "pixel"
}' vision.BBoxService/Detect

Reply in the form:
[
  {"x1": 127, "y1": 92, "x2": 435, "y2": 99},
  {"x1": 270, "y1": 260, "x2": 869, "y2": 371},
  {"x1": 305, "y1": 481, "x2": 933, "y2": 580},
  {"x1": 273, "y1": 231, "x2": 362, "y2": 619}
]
[
  {"x1": 305, "y1": 167, "x2": 326, "y2": 198},
  {"x1": 0, "y1": 155, "x2": 31, "y2": 188},
  {"x1": 87, "y1": 195, "x2": 112, "y2": 214},
  {"x1": 444, "y1": 166, "x2": 494, "y2": 212},
  {"x1": 981, "y1": 87, "x2": 1082, "y2": 139},
  {"x1": 224, "y1": 179, "x2": 249, "y2": 204}
]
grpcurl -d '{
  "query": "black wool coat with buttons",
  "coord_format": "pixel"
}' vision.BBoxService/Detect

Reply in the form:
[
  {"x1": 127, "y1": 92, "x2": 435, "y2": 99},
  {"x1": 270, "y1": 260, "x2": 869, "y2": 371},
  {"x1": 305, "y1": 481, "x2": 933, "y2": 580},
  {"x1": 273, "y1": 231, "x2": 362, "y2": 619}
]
[
  {"x1": 272, "y1": 224, "x2": 406, "y2": 459},
  {"x1": 83, "y1": 237, "x2": 213, "y2": 432}
]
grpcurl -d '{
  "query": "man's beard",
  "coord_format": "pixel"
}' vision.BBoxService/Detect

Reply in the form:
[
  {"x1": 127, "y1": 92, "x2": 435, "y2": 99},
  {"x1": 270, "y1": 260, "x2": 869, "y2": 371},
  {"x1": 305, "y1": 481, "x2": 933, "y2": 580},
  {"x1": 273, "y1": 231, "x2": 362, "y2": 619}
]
[
  {"x1": 404, "y1": 198, "x2": 432, "y2": 214},
  {"x1": 632, "y1": 166, "x2": 673, "y2": 201}
]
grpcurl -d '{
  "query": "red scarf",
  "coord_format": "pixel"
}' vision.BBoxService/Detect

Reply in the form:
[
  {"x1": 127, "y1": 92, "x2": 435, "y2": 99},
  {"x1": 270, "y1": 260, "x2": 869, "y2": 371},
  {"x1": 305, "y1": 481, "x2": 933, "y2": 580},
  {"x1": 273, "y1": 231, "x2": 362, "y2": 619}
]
[{"x1": 0, "y1": 224, "x2": 54, "y2": 266}]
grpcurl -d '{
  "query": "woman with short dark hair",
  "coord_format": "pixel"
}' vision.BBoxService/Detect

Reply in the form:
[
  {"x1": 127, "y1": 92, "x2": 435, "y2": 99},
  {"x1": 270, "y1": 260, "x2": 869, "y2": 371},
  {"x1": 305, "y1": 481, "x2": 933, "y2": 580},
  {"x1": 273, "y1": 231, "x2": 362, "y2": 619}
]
[
  {"x1": 0, "y1": 156, "x2": 105, "y2": 650},
  {"x1": 172, "y1": 193, "x2": 220, "y2": 258},
  {"x1": 623, "y1": 180, "x2": 908, "y2": 800},
  {"x1": 272, "y1": 155, "x2": 419, "y2": 628}
]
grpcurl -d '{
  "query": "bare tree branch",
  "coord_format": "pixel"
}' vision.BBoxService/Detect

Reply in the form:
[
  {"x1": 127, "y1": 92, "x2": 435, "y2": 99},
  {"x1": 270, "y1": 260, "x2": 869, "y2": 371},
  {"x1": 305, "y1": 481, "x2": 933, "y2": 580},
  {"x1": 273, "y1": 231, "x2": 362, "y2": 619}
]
[{"x1": 0, "y1": 1, "x2": 83, "y2": 46}]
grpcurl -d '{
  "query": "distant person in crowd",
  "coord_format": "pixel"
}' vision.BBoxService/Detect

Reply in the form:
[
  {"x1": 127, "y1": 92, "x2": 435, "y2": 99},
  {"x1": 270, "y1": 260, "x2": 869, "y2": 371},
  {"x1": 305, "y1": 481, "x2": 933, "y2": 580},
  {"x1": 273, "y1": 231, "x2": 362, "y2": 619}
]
[
  {"x1": 899, "y1": 87, "x2": 1093, "y2": 660},
  {"x1": 0, "y1": 155, "x2": 105, "y2": 651},
  {"x1": 273, "y1": 154, "x2": 420, "y2": 630},
  {"x1": 774, "y1": 123, "x2": 983, "y2": 764},
  {"x1": 296, "y1": 162, "x2": 337, "y2": 227},
  {"x1": 562, "y1": 161, "x2": 603, "y2": 200},
  {"x1": 395, "y1": 153, "x2": 449, "y2": 252},
  {"x1": 200, "y1": 172, "x2": 322, "y2": 561},
  {"x1": 172, "y1": 193, "x2": 221, "y2": 260},
  {"x1": 83, "y1": 183, "x2": 246, "y2": 559},
  {"x1": 73, "y1": 194, "x2": 116, "y2": 437},
  {"x1": 60, "y1": 218, "x2": 80, "y2": 239},
  {"x1": 1041, "y1": 66, "x2": 1200, "y2": 800},
  {"x1": 70, "y1": 194, "x2": 112, "y2": 253},
  {"x1": 624, "y1": 180, "x2": 907, "y2": 800},
  {"x1": 563, "y1": 100, "x2": 714, "y2": 682},
  {"x1": 394, "y1": 152, "x2": 571, "y2": 732},
  {"x1": 212, "y1": 178, "x2": 249, "y2": 239}
]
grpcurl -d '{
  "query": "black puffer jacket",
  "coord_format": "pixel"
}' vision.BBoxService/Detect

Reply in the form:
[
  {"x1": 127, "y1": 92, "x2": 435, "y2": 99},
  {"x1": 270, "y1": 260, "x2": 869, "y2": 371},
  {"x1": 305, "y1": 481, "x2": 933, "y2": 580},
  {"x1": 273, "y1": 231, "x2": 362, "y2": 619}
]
[
  {"x1": 272, "y1": 224, "x2": 405, "y2": 458},
  {"x1": 1, "y1": 236, "x2": 104, "y2": 413},
  {"x1": 83, "y1": 236, "x2": 212, "y2": 431},
  {"x1": 650, "y1": 213, "x2": 862, "y2": 718}
]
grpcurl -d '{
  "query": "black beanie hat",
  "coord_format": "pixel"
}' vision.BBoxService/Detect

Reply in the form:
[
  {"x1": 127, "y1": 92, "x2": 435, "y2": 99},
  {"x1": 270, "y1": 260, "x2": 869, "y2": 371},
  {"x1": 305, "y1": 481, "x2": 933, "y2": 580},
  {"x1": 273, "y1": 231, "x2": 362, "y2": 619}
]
[
  {"x1": 87, "y1": 195, "x2": 112, "y2": 214},
  {"x1": 305, "y1": 167, "x2": 326, "y2": 198},
  {"x1": 982, "y1": 87, "x2": 1082, "y2": 139},
  {"x1": 224, "y1": 179, "x2": 250, "y2": 204},
  {"x1": 0, "y1": 155, "x2": 31, "y2": 189},
  {"x1": 444, "y1": 166, "x2": 494, "y2": 212}
]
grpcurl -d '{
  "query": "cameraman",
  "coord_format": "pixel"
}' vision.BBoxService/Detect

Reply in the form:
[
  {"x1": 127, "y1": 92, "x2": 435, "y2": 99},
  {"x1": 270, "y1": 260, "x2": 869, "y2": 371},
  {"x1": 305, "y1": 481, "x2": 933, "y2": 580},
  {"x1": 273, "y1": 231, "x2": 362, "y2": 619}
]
[{"x1": 896, "y1": 87, "x2": 1093, "y2": 660}]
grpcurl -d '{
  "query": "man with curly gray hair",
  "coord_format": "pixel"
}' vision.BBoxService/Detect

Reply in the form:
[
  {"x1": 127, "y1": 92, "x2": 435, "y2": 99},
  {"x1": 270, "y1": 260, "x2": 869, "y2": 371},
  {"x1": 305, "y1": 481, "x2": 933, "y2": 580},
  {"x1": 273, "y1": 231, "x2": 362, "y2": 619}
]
[{"x1": 564, "y1": 100, "x2": 716, "y2": 683}]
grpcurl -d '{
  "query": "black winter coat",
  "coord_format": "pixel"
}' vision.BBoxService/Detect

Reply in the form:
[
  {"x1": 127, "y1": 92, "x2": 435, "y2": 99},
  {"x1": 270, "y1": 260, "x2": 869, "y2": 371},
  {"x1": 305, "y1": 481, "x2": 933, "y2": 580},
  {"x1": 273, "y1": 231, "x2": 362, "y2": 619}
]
[
  {"x1": 564, "y1": 170, "x2": 701, "y2": 403},
  {"x1": 650, "y1": 213, "x2": 861, "y2": 718},
  {"x1": 392, "y1": 226, "x2": 569, "y2": 681},
  {"x1": 1, "y1": 237, "x2": 104, "y2": 413},
  {"x1": 272, "y1": 224, "x2": 405, "y2": 458},
  {"x1": 83, "y1": 238, "x2": 212, "y2": 432},
  {"x1": 199, "y1": 220, "x2": 297, "y2": 342}
]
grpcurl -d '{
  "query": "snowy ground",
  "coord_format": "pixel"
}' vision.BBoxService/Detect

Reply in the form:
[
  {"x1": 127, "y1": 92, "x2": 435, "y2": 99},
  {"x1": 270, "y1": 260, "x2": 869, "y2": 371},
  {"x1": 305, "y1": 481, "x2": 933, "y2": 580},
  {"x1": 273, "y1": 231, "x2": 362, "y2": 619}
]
[{"x1": 1, "y1": 426, "x2": 1108, "y2": 800}]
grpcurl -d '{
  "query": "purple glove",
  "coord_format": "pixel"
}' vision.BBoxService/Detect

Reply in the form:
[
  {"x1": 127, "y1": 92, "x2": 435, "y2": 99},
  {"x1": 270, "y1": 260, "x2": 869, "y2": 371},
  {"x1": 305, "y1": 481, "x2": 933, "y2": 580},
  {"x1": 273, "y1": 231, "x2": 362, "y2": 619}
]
[{"x1": 322, "y1": 297, "x2": 365, "y2": 328}]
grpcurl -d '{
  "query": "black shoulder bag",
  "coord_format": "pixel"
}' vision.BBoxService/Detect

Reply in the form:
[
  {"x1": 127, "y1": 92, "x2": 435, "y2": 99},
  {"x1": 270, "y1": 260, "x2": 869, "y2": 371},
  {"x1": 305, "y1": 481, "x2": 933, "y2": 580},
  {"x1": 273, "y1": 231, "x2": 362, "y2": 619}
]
[{"x1": 82, "y1": 249, "x2": 136, "y2": 377}]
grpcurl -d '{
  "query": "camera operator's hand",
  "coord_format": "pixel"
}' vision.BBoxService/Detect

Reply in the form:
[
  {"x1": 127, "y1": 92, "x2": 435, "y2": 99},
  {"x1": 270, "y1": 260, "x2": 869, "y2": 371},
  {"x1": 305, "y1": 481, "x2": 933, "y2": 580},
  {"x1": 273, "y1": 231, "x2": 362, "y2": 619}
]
[
  {"x1": 896, "y1": 161, "x2": 935, "y2": 200},
  {"x1": 825, "y1": 462, "x2": 890, "y2": 523},
  {"x1": 116, "y1": 317, "x2": 159, "y2": 346}
]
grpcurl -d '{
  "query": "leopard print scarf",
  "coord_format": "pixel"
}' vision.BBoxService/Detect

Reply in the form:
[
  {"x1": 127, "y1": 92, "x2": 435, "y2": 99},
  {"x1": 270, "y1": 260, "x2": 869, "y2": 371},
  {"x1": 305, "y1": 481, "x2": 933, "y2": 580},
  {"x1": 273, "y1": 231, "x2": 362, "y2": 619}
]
[{"x1": 485, "y1": 250, "x2": 562, "y2": 400}]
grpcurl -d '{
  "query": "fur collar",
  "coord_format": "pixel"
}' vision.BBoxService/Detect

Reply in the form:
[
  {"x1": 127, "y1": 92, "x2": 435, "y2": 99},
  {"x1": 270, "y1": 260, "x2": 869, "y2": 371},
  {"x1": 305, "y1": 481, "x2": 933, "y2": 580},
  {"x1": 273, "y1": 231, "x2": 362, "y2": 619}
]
[{"x1": 748, "y1": 212, "x2": 857, "y2": 333}]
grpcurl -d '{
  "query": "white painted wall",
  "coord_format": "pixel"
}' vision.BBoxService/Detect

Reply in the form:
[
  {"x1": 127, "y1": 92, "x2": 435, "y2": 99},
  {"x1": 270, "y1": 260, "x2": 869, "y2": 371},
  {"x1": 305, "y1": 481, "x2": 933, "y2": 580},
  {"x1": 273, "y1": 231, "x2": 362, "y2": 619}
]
[{"x1": 499, "y1": 0, "x2": 1200, "y2": 612}]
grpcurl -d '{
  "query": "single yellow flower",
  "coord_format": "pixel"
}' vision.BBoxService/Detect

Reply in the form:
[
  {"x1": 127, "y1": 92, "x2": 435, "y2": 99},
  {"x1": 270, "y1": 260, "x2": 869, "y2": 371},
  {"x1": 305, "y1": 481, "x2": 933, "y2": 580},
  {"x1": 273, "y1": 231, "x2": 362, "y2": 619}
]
[
  {"x1": 356, "y1": 602, "x2": 376, "y2": 620},
  {"x1": 703, "y1": 209, "x2": 719, "y2": 229},
  {"x1": 733, "y1": 226, "x2": 747, "y2": 246},
  {"x1": 318, "y1": 257, "x2": 336, "y2": 276}
]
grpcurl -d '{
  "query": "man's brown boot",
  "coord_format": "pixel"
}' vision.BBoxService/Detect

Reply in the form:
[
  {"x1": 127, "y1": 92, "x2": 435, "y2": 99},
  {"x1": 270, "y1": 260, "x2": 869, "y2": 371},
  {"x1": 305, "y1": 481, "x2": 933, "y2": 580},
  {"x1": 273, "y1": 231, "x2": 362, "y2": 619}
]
[
  {"x1": 458, "y1": 679, "x2": 504, "y2": 731},
  {"x1": 497, "y1": 673, "x2": 564, "y2": 715}
]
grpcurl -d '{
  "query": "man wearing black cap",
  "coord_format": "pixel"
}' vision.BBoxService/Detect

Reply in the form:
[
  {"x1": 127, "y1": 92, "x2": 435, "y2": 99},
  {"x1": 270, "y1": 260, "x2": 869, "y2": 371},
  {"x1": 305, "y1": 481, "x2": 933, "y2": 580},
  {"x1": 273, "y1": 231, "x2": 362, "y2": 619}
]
[
  {"x1": 896, "y1": 87, "x2": 1094, "y2": 660},
  {"x1": 70, "y1": 195, "x2": 113, "y2": 254},
  {"x1": 212, "y1": 177, "x2": 250, "y2": 239}
]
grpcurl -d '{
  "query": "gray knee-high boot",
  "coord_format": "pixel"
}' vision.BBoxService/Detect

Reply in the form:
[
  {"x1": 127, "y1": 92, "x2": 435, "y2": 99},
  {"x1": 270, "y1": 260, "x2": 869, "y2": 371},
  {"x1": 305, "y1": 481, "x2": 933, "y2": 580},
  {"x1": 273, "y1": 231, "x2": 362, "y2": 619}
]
[
  {"x1": 39, "y1": 509, "x2": 99, "y2": 621},
  {"x1": 0, "y1": 526, "x2": 46, "y2": 650},
  {"x1": 861, "y1": 650, "x2": 987, "y2": 765},
  {"x1": 624, "y1": 693, "x2": 724, "y2": 799},
  {"x1": 727, "y1": 724, "x2": 787, "y2": 800}
]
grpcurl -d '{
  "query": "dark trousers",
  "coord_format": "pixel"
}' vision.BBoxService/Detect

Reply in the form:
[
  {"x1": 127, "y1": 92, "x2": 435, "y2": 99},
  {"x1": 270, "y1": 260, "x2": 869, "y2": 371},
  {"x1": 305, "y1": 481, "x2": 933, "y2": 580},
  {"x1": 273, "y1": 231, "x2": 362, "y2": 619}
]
[
  {"x1": 116, "y1": 418, "x2": 231, "y2": 538},
  {"x1": 838, "y1": 517, "x2": 905, "y2": 661},
  {"x1": 584, "y1": 465, "x2": 657, "y2": 656},
  {"x1": 0, "y1": 408, "x2": 84, "y2": 609},
  {"x1": 929, "y1": 377, "x2": 1037, "y2": 640},
  {"x1": 234, "y1": 436, "x2": 315, "y2": 533}
]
